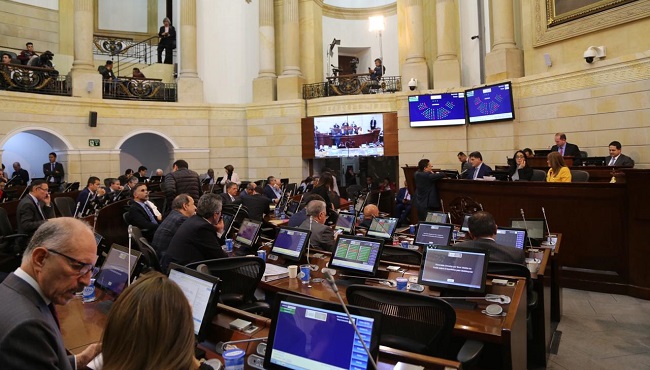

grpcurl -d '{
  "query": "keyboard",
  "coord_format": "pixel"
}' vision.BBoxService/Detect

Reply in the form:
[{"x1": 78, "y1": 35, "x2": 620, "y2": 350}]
[{"x1": 265, "y1": 263, "x2": 289, "y2": 275}]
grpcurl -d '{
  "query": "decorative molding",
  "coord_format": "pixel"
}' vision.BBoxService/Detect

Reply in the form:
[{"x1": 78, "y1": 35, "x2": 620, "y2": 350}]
[
  {"x1": 0, "y1": 126, "x2": 74, "y2": 150},
  {"x1": 173, "y1": 148, "x2": 210, "y2": 153},
  {"x1": 533, "y1": 0, "x2": 650, "y2": 46},
  {"x1": 322, "y1": 3, "x2": 396, "y2": 20},
  {"x1": 546, "y1": 0, "x2": 637, "y2": 27}
]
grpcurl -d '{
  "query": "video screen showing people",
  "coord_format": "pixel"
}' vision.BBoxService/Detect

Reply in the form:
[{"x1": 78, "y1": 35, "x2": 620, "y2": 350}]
[{"x1": 314, "y1": 114, "x2": 384, "y2": 158}]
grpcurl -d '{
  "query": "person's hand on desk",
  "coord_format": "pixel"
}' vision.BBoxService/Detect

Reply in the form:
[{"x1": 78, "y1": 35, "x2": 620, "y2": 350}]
[{"x1": 76, "y1": 342, "x2": 102, "y2": 369}]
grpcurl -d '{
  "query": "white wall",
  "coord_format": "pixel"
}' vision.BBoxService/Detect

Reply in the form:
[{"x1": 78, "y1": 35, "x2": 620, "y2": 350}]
[
  {"x1": 196, "y1": 0, "x2": 259, "y2": 104},
  {"x1": 459, "y1": 0, "x2": 490, "y2": 87},
  {"x1": 2, "y1": 133, "x2": 53, "y2": 179},
  {"x1": 119, "y1": 133, "x2": 174, "y2": 174},
  {"x1": 323, "y1": 14, "x2": 398, "y2": 80},
  {"x1": 9, "y1": 0, "x2": 57, "y2": 10},
  {"x1": 98, "y1": 0, "x2": 148, "y2": 33},
  {"x1": 324, "y1": 0, "x2": 395, "y2": 8}
]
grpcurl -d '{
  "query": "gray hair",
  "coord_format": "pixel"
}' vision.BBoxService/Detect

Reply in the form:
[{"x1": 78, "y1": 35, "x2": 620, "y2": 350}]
[
  {"x1": 171, "y1": 194, "x2": 191, "y2": 211},
  {"x1": 23, "y1": 218, "x2": 92, "y2": 264},
  {"x1": 305, "y1": 200, "x2": 326, "y2": 217},
  {"x1": 163, "y1": 17, "x2": 171, "y2": 24},
  {"x1": 196, "y1": 193, "x2": 222, "y2": 218}
]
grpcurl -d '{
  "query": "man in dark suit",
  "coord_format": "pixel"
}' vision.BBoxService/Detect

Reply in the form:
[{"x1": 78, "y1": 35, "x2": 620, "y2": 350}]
[
  {"x1": 457, "y1": 151, "x2": 471, "y2": 174},
  {"x1": 394, "y1": 180, "x2": 412, "y2": 226},
  {"x1": 263, "y1": 176, "x2": 282, "y2": 204},
  {"x1": 455, "y1": 211, "x2": 525, "y2": 264},
  {"x1": 125, "y1": 183, "x2": 160, "y2": 241},
  {"x1": 162, "y1": 194, "x2": 227, "y2": 272},
  {"x1": 43, "y1": 152, "x2": 64, "y2": 187},
  {"x1": 134, "y1": 166, "x2": 148, "y2": 183},
  {"x1": 11, "y1": 162, "x2": 29, "y2": 186},
  {"x1": 76, "y1": 176, "x2": 106, "y2": 217},
  {"x1": 220, "y1": 181, "x2": 239, "y2": 205},
  {"x1": 369, "y1": 117, "x2": 377, "y2": 130},
  {"x1": 298, "y1": 199, "x2": 336, "y2": 252},
  {"x1": 551, "y1": 132, "x2": 582, "y2": 165},
  {"x1": 462, "y1": 151, "x2": 493, "y2": 180},
  {"x1": 152, "y1": 194, "x2": 196, "y2": 258},
  {"x1": 240, "y1": 185, "x2": 271, "y2": 222},
  {"x1": 104, "y1": 178, "x2": 125, "y2": 203},
  {"x1": 608, "y1": 141, "x2": 635, "y2": 167},
  {"x1": 17, "y1": 180, "x2": 55, "y2": 249},
  {"x1": 0, "y1": 217, "x2": 101, "y2": 369}
]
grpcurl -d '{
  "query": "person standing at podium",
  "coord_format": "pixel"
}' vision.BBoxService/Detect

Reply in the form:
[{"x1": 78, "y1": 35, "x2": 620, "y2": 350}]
[
  {"x1": 550, "y1": 133, "x2": 582, "y2": 165},
  {"x1": 414, "y1": 159, "x2": 446, "y2": 221}
]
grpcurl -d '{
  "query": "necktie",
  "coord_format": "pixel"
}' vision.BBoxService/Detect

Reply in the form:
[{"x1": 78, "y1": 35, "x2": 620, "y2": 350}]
[
  {"x1": 473, "y1": 167, "x2": 478, "y2": 180},
  {"x1": 143, "y1": 203, "x2": 157, "y2": 223},
  {"x1": 560, "y1": 147, "x2": 564, "y2": 156},
  {"x1": 609, "y1": 157, "x2": 616, "y2": 166},
  {"x1": 48, "y1": 303, "x2": 60, "y2": 329},
  {"x1": 51, "y1": 163, "x2": 54, "y2": 172},
  {"x1": 34, "y1": 199, "x2": 45, "y2": 220}
]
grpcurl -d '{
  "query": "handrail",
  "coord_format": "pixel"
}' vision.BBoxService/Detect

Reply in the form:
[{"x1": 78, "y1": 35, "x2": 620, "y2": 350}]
[
  {"x1": 93, "y1": 34, "x2": 161, "y2": 76},
  {"x1": 120, "y1": 35, "x2": 159, "y2": 54}
]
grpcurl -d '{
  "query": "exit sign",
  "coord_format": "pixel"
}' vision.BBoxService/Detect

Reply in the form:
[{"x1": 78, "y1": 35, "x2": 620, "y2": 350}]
[{"x1": 89, "y1": 139, "x2": 100, "y2": 147}]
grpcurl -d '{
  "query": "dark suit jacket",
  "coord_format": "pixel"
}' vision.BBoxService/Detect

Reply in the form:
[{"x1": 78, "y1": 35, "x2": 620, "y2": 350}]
[
  {"x1": 611, "y1": 154, "x2": 635, "y2": 167},
  {"x1": 11, "y1": 169, "x2": 29, "y2": 186},
  {"x1": 240, "y1": 194, "x2": 271, "y2": 222},
  {"x1": 288, "y1": 209, "x2": 307, "y2": 228},
  {"x1": 220, "y1": 192, "x2": 239, "y2": 206},
  {"x1": 263, "y1": 184, "x2": 280, "y2": 201},
  {"x1": 126, "y1": 201, "x2": 159, "y2": 241},
  {"x1": 0, "y1": 273, "x2": 75, "y2": 370},
  {"x1": 455, "y1": 238, "x2": 525, "y2": 265},
  {"x1": 16, "y1": 195, "x2": 55, "y2": 243},
  {"x1": 414, "y1": 170, "x2": 446, "y2": 221},
  {"x1": 158, "y1": 25, "x2": 177, "y2": 47},
  {"x1": 508, "y1": 165, "x2": 533, "y2": 181},
  {"x1": 551, "y1": 142, "x2": 582, "y2": 164},
  {"x1": 43, "y1": 162, "x2": 64, "y2": 183},
  {"x1": 298, "y1": 218, "x2": 335, "y2": 252},
  {"x1": 163, "y1": 215, "x2": 227, "y2": 271},
  {"x1": 463, "y1": 164, "x2": 493, "y2": 180}
]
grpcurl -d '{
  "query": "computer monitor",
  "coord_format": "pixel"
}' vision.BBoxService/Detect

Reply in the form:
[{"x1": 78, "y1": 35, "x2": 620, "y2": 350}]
[
  {"x1": 221, "y1": 213, "x2": 235, "y2": 238},
  {"x1": 235, "y1": 218, "x2": 262, "y2": 247},
  {"x1": 285, "y1": 183, "x2": 297, "y2": 195},
  {"x1": 510, "y1": 218, "x2": 546, "y2": 240},
  {"x1": 335, "y1": 211, "x2": 356, "y2": 234},
  {"x1": 270, "y1": 227, "x2": 311, "y2": 262},
  {"x1": 95, "y1": 244, "x2": 142, "y2": 296},
  {"x1": 264, "y1": 293, "x2": 382, "y2": 370},
  {"x1": 167, "y1": 263, "x2": 220, "y2": 342},
  {"x1": 328, "y1": 235, "x2": 384, "y2": 277},
  {"x1": 354, "y1": 192, "x2": 370, "y2": 214},
  {"x1": 419, "y1": 245, "x2": 489, "y2": 294},
  {"x1": 285, "y1": 199, "x2": 301, "y2": 216},
  {"x1": 414, "y1": 222, "x2": 453, "y2": 247},
  {"x1": 366, "y1": 217, "x2": 398, "y2": 240},
  {"x1": 461, "y1": 214, "x2": 471, "y2": 232},
  {"x1": 495, "y1": 227, "x2": 527, "y2": 249},
  {"x1": 277, "y1": 192, "x2": 290, "y2": 213},
  {"x1": 425, "y1": 212, "x2": 448, "y2": 223},
  {"x1": 94, "y1": 232, "x2": 103, "y2": 247}
]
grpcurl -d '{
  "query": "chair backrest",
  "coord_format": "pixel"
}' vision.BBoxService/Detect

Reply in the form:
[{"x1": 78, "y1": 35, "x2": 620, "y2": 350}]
[
  {"x1": 346, "y1": 284, "x2": 456, "y2": 358},
  {"x1": 0, "y1": 208, "x2": 14, "y2": 237},
  {"x1": 186, "y1": 256, "x2": 265, "y2": 308},
  {"x1": 127, "y1": 225, "x2": 144, "y2": 252},
  {"x1": 54, "y1": 197, "x2": 76, "y2": 217},
  {"x1": 138, "y1": 237, "x2": 162, "y2": 272},
  {"x1": 487, "y1": 261, "x2": 534, "y2": 297},
  {"x1": 570, "y1": 170, "x2": 590, "y2": 182},
  {"x1": 580, "y1": 150, "x2": 589, "y2": 158},
  {"x1": 380, "y1": 246, "x2": 422, "y2": 266},
  {"x1": 531, "y1": 169, "x2": 546, "y2": 182}
]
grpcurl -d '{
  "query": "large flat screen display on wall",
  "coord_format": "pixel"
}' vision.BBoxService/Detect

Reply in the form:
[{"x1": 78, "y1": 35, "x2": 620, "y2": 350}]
[
  {"x1": 408, "y1": 92, "x2": 466, "y2": 127},
  {"x1": 465, "y1": 82, "x2": 515, "y2": 123},
  {"x1": 313, "y1": 113, "x2": 384, "y2": 158}
]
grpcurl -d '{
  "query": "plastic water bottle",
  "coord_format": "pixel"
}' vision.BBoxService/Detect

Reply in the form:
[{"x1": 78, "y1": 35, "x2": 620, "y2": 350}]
[{"x1": 359, "y1": 213, "x2": 364, "y2": 223}]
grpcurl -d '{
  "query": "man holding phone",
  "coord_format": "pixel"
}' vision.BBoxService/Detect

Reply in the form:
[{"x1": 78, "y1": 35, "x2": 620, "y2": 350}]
[{"x1": 16, "y1": 180, "x2": 55, "y2": 249}]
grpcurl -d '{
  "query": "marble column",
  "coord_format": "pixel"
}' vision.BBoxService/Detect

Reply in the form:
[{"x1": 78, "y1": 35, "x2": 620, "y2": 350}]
[
  {"x1": 177, "y1": 0, "x2": 204, "y2": 103},
  {"x1": 433, "y1": 0, "x2": 460, "y2": 88},
  {"x1": 277, "y1": 0, "x2": 305, "y2": 100},
  {"x1": 69, "y1": 0, "x2": 102, "y2": 98},
  {"x1": 253, "y1": 0, "x2": 277, "y2": 102},
  {"x1": 401, "y1": 0, "x2": 429, "y2": 91},
  {"x1": 485, "y1": 0, "x2": 523, "y2": 82}
]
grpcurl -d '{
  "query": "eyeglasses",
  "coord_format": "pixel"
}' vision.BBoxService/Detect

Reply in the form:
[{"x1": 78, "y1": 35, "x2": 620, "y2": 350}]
[
  {"x1": 47, "y1": 249, "x2": 96, "y2": 276},
  {"x1": 37, "y1": 187, "x2": 49, "y2": 192}
]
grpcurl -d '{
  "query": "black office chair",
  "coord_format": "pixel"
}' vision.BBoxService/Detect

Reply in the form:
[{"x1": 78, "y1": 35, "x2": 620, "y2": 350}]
[
  {"x1": 530, "y1": 169, "x2": 546, "y2": 182},
  {"x1": 380, "y1": 246, "x2": 422, "y2": 266},
  {"x1": 138, "y1": 237, "x2": 162, "y2": 272},
  {"x1": 346, "y1": 285, "x2": 483, "y2": 367},
  {"x1": 570, "y1": 170, "x2": 590, "y2": 182},
  {"x1": 0, "y1": 208, "x2": 26, "y2": 255},
  {"x1": 187, "y1": 256, "x2": 270, "y2": 316},
  {"x1": 54, "y1": 196, "x2": 76, "y2": 217}
]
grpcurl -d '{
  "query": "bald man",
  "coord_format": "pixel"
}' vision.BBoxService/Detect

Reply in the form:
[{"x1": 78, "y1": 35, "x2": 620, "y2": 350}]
[{"x1": 359, "y1": 204, "x2": 379, "y2": 229}]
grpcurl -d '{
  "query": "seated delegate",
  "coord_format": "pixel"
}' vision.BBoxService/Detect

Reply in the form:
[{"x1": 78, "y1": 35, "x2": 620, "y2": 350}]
[
  {"x1": 508, "y1": 150, "x2": 533, "y2": 181},
  {"x1": 546, "y1": 152, "x2": 572, "y2": 183}
]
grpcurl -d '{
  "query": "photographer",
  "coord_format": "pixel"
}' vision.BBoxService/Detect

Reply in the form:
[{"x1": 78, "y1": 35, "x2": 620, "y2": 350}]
[{"x1": 31, "y1": 50, "x2": 58, "y2": 75}]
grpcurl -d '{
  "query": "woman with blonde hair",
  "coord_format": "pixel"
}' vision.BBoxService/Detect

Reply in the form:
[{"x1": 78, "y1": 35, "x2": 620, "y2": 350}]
[
  {"x1": 101, "y1": 272, "x2": 212, "y2": 370},
  {"x1": 546, "y1": 152, "x2": 572, "y2": 183}
]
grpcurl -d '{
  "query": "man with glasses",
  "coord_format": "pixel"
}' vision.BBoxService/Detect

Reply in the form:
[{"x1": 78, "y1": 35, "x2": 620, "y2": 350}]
[
  {"x1": 17, "y1": 179, "x2": 55, "y2": 249},
  {"x1": 0, "y1": 218, "x2": 102, "y2": 369},
  {"x1": 162, "y1": 193, "x2": 227, "y2": 272}
]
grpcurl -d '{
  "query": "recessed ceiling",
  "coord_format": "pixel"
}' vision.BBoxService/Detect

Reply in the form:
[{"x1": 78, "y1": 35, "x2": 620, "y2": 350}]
[{"x1": 323, "y1": 0, "x2": 396, "y2": 9}]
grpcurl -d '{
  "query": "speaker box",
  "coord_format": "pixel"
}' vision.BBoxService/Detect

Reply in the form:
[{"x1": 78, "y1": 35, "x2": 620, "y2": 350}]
[{"x1": 89, "y1": 111, "x2": 97, "y2": 127}]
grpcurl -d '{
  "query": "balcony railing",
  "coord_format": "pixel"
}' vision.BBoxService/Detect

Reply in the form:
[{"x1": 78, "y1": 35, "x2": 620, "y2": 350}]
[
  {"x1": 102, "y1": 77, "x2": 176, "y2": 102},
  {"x1": 0, "y1": 64, "x2": 71, "y2": 96},
  {"x1": 303, "y1": 74, "x2": 402, "y2": 99}
]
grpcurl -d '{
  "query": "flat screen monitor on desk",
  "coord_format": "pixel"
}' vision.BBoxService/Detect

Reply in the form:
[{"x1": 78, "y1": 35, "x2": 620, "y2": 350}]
[
  {"x1": 328, "y1": 235, "x2": 384, "y2": 277},
  {"x1": 335, "y1": 211, "x2": 356, "y2": 234},
  {"x1": 495, "y1": 227, "x2": 527, "y2": 249},
  {"x1": 510, "y1": 218, "x2": 546, "y2": 240},
  {"x1": 235, "y1": 218, "x2": 262, "y2": 248},
  {"x1": 270, "y1": 227, "x2": 311, "y2": 263},
  {"x1": 95, "y1": 244, "x2": 142, "y2": 296},
  {"x1": 418, "y1": 245, "x2": 489, "y2": 294},
  {"x1": 264, "y1": 293, "x2": 382, "y2": 370},
  {"x1": 415, "y1": 222, "x2": 453, "y2": 247},
  {"x1": 366, "y1": 217, "x2": 398, "y2": 240},
  {"x1": 425, "y1": 211, "x2": 448, "y2": 223},
  {"x1": 167, "y1": 263, "x2": 220, "y2": 342}
]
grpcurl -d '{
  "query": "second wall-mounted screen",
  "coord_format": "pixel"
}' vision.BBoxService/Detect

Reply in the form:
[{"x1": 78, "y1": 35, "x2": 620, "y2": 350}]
[
  {"x1": 408, "y1": 93, "x2": 467, "y2": 127},
  {"x1": 465, "y1": 82, "x2": 515, "y2": 123}
]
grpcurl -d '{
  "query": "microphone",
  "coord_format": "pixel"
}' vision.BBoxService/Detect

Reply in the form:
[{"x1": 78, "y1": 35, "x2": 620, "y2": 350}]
[
  {"x1": 73, "y1": 202, "x2": 81, "y2": 218},
  {"x1": 323, "y1": 271, "x2": 377, "y2": 370},
  {"x1": 541, "y1": 206, "x2": 553, "y2": 238},
  {"x1": 440, "y1": 199, "x2": 445, "y2": 213},
  {"x1": 92, "y1": 209, "x2": 100, "y2": 231},
  {"x1": 479, "y1": 203, "x2": 484, "y2": 211},
  {"x1": 519, "y1": 209, "x2": 534, "y2": 248},
  {"x1": 127, "y1": 225, "x2": 133, "y2": 287}
]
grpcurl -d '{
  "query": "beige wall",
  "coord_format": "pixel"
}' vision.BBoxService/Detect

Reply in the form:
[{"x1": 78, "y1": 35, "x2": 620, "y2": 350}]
[{"x1": 0, "y1": 0, "x2": 59, "y2": 54}]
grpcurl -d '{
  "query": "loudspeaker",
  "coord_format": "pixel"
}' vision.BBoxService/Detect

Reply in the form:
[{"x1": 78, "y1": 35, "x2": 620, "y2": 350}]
[{"x1": 89, "y1": 111, "x2": 97, "y2": 127}]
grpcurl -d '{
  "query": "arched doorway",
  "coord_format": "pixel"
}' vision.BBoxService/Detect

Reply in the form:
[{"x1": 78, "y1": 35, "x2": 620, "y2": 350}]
[{"x1": 117, "y1": 131, "x2": 176, "y2": 175}]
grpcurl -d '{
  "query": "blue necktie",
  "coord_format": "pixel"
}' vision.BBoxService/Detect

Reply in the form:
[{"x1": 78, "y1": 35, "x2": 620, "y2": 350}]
[{"x1": 142, "y1": 203, "x2": 157, "y2": 223}]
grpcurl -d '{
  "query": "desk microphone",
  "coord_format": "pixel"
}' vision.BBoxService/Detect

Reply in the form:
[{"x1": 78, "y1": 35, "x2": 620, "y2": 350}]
[
  {"x1": 542, "y1": 207, "x2": 553, "y2": 237},
  {"x1": 73, "y1": 202, "x2": 81, "y2": 218},
  {"x1": 127, "y1": 225, "x2": 133, "y2": 287},
  {"x1": 323, "y1": 271, "x2": 378, "y2": 370},
  {"x1": 519, "y1": 209, "x2": 534, "y2": 248},
  {"x1": 479, "y1": 203, "x2": 484, "y2": 211},
  {"x1": 92, "y1": 209, "x2": 100, "y2": 231},
  {"x1": 440, "y1": 199, "x2": 445, "y2": 213}
]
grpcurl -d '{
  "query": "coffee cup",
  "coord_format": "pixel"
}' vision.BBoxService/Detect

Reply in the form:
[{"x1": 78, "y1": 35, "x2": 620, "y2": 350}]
[{"x1": 288, "y1": 265, "x2": 298, "y2": 278}]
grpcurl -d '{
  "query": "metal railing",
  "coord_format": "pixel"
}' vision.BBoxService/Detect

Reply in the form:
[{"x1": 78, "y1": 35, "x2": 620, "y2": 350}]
[
  {"x1": 0, "y1": 64, "x2": 71, "y2": 96},
  {"x1": 101, "y1": 78, "x2": 176, "y2": 102},
  {"x1": 93, "y1": 34, "x2": 163, "y2": 76},
  {"x1": 303, "y1": 75, "x2": 402, "y2": 99}
]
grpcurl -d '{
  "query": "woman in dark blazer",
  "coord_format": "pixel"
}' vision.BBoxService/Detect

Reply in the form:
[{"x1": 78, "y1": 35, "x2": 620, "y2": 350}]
[
  {"x1": 508, "y1": 150, "x2": 533, "y2": 181},
  {"x1": 157, "y1": 17, "x2": 176, "y2": 64}
]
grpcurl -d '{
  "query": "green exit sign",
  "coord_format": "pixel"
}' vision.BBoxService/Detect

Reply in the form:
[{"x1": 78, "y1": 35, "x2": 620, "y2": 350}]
[{"x1": 89, "y1": 139, "x2": 100, "y2": 147}]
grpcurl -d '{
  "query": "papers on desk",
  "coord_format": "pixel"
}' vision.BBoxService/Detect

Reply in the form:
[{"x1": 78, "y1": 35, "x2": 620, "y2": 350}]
[
  {"x1": 87, "y1": 353, "x2": 103, "y2": 370},
  {"x1": 262, "y1": 263, "x2": 289, "y2": 282}
]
